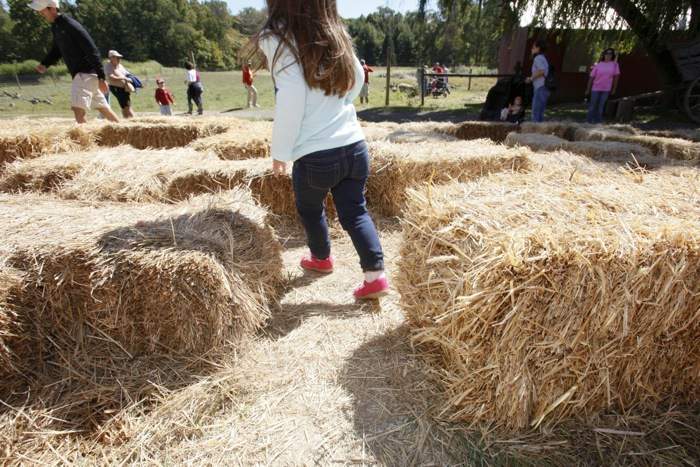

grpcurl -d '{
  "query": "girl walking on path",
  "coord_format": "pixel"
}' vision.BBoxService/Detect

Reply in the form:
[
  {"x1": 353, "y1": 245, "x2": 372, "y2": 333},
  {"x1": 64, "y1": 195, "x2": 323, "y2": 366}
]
[
  {"x1": 586, "y1": 48, "x2": 621, "y2": 124},
  {"x1": 248, "y1": 0, "x2": 389, "y2": 300}
]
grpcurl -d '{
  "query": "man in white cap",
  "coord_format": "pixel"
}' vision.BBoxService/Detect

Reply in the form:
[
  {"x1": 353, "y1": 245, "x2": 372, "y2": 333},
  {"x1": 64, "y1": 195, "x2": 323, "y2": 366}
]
[
  {"x1": 104, "y1": 49, "x2": 135, "y2": 118},
  {"x1": 30, "y1": 0, "x2": 119, "y2": 123}
]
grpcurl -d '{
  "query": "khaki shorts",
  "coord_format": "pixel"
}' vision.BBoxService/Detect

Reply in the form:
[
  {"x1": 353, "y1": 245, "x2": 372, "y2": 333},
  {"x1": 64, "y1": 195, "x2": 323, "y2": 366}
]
[
  {"x1": 360, "y1": 83, "x2": 369, "y2": 99},
  {"x1": 71, "y1": 73, "x2": 109, "y2": 111}
]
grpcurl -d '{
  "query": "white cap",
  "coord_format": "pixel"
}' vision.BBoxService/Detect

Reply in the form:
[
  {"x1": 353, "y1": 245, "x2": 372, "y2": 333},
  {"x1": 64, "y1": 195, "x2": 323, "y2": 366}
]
[
  {"x1": 108, "y1": 50, "x2": 124, "y2": 59},
  {"x1": 28, "y1": 0, "x2": 58, "y2": 11}
]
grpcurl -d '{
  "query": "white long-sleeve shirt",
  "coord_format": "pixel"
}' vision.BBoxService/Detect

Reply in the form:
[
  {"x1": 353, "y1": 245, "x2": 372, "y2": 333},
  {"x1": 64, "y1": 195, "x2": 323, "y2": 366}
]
[{"x1": 259, "y1": 33, "x2": 365, "y2": 162}]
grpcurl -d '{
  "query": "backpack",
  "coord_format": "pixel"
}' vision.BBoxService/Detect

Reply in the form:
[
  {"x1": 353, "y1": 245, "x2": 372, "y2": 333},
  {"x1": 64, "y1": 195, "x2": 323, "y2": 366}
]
[{"x1": 545, "y1": 64, "x2": 557, "y2": 92}]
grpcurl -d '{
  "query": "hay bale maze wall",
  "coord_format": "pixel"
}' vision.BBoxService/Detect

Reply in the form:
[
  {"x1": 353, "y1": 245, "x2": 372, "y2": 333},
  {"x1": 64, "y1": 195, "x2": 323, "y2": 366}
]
[
  {"x1": 367, "y1": 140, "x2": 531, "y2": 216},
  {"x1": 446, "y1": 121, "x2": 518, "y2": 142},
  {"x1": 397, "y1": 168, "x2": 700, "y2": 433},
  {"x1": 505, "y1": 132, "x2": 658, "y2": 167},
  {"x1": 0, "y1": 191, "x2": 284, "y2": 380},
  {"x1": 94, "y1": 118, "x2": 229, "y2": 149},
  {"x1": 573, "y1": 127, "x2": 700, "y2": 162},
  {"x1": 0, "y1": 263, "x2": 24, "y2": 380},
  {"x1": 0, "y1": 121, "x2": 94, "y2": 169},
  {"x1": 190, "y1": 120, "x2": 272, "y2": 160},
  {"x1": 0, "y1": 147, "x2": 307, "y2": 218}
]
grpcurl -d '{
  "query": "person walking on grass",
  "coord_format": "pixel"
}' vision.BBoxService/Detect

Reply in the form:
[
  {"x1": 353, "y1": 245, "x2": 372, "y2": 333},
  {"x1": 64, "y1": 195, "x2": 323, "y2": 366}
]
[
  {"x1": 155, "y1": 78, "x2": 175, "y2": 116},
  {"x1": 104, "y1": 50, "x2": 135, "y2": 119},
  {"x1": 243, "y1": 61, "x2": 260, "y2": 108},
  {"x1": 359, "y1": 59, "x2": 373, "y2": 105},
  {"x1": 184, "y1": 62, "x2": 204, "y2": 115},
  {"x1": 586, "y1": 48, "x2": 620, "y2": 124},
  {"x1": 248, "y1": 0, "x2": 389, "y2": 300},
  {"x1": 526, "y1": 39, "x2": 550, "y2": 123},
  {"x1": 30, "y1": 0, "x2": 118, "y2": 124}
]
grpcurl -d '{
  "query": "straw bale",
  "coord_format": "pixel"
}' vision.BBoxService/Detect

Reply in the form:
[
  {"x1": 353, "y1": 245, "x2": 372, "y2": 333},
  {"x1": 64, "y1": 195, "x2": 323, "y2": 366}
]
[
  {"x1": 360, "y1": 121, "x2": 401, "y2": 142},
  {"x1": 0, "y1": 263, "x2": 24, "y2": 379},
  {"x1": 0, "y1": 147, "x2": 317, "y2": 220},
  {"x1": 397, "y1": 169, "x2": 700, "y2": 433},
  {"x1": 190, "y1": 120, "x2": 272, "y2": 160},
  {"x1": 0, "y1": 121, "x2": 94, "y2": 168},
  {"x1": 574, "y1": 127, "x2": 700, "y2": 161},
  {"x1": 95, "y1": 119, "x2": 229, "y2": 149},
  {"x1": 520, "y1": 122, "x2": 637, "y2": 141},
  {"x1": 447, "y1": 121, "x2": 518, "y2": 142},
  {"x1": 367, "y1": 140, "x2": 531, "y2": 217},
  {"x1": 360, "y1": 121, "x2": 459, "y2": 144},
  {"x1": 647, "y1": 128, "x2": 700, "y2": 143},
  {"x1": 519, "y1": 121, "x2": 579, "y2": 140},
  {"x1": 0, "y1": 152, "x2": 88, "y2": 193},
  {"x1": 0, "y1": 191, "x2": 284, "y2": 370},
  {"x1": 506, "y1": 132, "x2": 655, "y2": 166},
  {"x1": 505, "y1": 132, "x2": 568, "y2": 152}
]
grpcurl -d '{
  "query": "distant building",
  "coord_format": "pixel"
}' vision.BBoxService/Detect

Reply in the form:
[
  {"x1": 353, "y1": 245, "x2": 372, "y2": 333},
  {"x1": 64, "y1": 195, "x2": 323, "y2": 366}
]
[{"x1": 498, "y1": 27, "x2": 662, "y2": 102}]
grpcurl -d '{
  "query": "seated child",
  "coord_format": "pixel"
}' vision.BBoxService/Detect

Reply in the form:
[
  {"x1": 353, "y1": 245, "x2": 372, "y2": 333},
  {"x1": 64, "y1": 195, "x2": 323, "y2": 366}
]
[{"x1": 500, "y1": 96, "x2": 524, "y2": 123}]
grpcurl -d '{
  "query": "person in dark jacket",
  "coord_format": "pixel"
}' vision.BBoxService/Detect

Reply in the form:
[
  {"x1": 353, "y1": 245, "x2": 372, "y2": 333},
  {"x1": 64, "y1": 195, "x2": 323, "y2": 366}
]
[{"x1": 30, "y1": 0, "x2": 119, "y2": 123}]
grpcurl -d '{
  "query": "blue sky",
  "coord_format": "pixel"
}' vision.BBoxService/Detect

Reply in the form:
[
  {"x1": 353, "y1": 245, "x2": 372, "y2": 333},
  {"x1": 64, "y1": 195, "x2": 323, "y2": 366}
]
[{"x1": 226, "y1": 0, "x2": 430, "y2": 18}]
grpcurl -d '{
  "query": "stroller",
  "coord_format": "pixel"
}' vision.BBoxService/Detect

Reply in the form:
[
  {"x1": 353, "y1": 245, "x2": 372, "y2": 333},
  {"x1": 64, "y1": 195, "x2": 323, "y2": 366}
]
[
  {"x1": 480, "y1": 75, "x2": 529, "y2": 122},
  {"x1": 430, "y1": 77, "x2": 450, "y2": 98}
]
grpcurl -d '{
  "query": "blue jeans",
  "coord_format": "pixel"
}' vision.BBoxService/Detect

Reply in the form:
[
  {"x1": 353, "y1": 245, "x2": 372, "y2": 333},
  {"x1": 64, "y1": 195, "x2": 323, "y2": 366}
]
[
  {"x1": 532, "y1": 86, "x2": 550, "y2": 123},
  {"x1": 292, "y1": 140, "x2": 384, "y2": 272},
  {"x1": 587, "y1": 91, "x2": 610, "y2": 124}
]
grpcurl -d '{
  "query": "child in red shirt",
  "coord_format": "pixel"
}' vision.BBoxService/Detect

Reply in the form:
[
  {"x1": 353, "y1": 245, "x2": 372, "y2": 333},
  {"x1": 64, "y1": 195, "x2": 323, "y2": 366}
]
[
  {"x1": 242, "y1": 62, "x2": 259, "y2": 108},
  {"x1": 155, "y1": 78, "x2": 175, "y2": 116}
]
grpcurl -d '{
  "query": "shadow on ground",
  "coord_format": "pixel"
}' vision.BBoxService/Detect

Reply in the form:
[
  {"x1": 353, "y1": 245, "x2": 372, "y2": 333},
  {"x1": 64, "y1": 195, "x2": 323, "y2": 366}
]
[
  {"x1": 358, "y1": 106, "x2": 481, "y2": 123},
  {"x1": 337, "y1": 324, "x2": 493, "y2": 467}
]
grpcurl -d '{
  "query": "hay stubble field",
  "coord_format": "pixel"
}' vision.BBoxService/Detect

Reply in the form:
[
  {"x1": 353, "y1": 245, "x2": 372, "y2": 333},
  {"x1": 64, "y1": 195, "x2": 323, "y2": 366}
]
[{"x1": 0, "y1": 115, "x2": 699, "y2": 465}]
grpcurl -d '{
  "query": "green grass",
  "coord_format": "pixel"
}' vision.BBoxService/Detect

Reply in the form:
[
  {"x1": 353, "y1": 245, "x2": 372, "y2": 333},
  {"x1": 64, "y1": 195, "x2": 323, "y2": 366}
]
[
  {"x1": 0, "y1": 63, "x2": 691, "y2": 129},
  {"x1": 0, "y1": 65, "x2": 496, "y2": 119}
]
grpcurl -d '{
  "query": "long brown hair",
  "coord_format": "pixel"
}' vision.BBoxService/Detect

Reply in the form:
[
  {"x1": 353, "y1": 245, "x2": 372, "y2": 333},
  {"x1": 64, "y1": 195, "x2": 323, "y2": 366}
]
[{"x1": 245, "y1": 0, "x2": 356, "y2": 97}]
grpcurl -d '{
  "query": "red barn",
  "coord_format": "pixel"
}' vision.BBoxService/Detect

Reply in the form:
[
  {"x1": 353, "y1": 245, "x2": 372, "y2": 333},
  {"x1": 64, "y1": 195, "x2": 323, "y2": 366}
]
[{"x1": 499, "y1": 28, "x2": 663, "y2": 103}]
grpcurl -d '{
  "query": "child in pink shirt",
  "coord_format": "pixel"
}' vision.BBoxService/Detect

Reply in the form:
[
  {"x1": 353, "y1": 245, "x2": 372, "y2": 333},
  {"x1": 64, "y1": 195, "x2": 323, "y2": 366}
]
[{"x1": 586, "y1": 48, "x2": 621, "y2": 124}]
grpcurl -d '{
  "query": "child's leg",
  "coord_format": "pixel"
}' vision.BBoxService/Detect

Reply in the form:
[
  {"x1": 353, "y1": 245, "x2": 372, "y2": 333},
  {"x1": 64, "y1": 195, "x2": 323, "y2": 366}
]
[
  {"x1": 195, "y1": 91, "x2": 204, "y2": 115},
  {"x1": 292, "y1": 160, "x2": 334, "y2": 260},
  {"x1": 251, "y1": 85, "x2": 258, "y2": 106},
  {"x1": 331, "y1": 143, "x2": 384, "y2": 273}
]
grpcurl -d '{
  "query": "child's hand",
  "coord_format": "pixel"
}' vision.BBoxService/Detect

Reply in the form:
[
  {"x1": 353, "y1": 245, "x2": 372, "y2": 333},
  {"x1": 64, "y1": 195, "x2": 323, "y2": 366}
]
[{"x1": 272, "y1": 160, "x2": 287, "y2": 176}]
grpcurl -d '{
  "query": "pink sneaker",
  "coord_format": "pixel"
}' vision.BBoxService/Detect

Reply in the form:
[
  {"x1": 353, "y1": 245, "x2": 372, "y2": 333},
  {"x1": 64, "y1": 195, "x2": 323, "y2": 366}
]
[
  {"x1": 300, "y1": 253, "x2": 334, "y2": 274},
  {"x1": 353, "y1": 276, "x2": 390, "y2": 300}
]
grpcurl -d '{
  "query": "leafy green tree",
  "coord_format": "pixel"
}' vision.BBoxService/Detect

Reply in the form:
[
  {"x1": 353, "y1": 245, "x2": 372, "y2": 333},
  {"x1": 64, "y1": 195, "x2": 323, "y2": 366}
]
[
  {"x1": 0, "y1": 4, "x2": 19, "y2": 62},
  {"x1": 7, "y1": 0, "x2": 54, "y2": 61},
  {"x1": 348, "y1": 18, "x2": 385, "y2": 64},
  {"x1": 422, "y1": 0, "x2": 699, "y2": 84},
  {"x1": 235, "y1": 7, "x2": 267, "y2": 37}
]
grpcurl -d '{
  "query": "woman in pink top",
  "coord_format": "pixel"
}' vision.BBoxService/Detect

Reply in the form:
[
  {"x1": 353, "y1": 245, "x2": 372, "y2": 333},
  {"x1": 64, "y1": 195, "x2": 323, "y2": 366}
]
[{"x1": 586, "y1": 48, "x2": 621, "y2": 124}]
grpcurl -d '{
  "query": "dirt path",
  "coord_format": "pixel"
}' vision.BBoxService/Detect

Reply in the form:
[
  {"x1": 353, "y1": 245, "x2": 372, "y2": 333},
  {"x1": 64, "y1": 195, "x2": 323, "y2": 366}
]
[{"x1": 209, "y1": 221, "x2": 475, "y2": 465}]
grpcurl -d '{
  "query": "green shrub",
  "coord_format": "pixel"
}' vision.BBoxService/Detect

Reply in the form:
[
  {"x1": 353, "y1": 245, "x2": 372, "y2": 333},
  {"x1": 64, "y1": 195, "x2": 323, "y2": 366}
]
[{"x1": 0, "y1": 59, "x2": 68, "y2": 78}]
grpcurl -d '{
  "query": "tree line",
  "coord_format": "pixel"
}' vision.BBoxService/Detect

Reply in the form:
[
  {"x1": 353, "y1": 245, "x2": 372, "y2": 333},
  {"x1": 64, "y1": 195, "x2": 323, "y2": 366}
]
[
  {"x1": 349, "y1": 1, "x2": 503, "y2": 68},
  {"x1": 0, "y1": 0, "x2": 505, "y2": 71},
  {"x1": 0, "y1": 1, "x2": 267, "y2": 70},
  {"x1": 2, "y1": 0, "x2": 696, "y2": 82}
]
